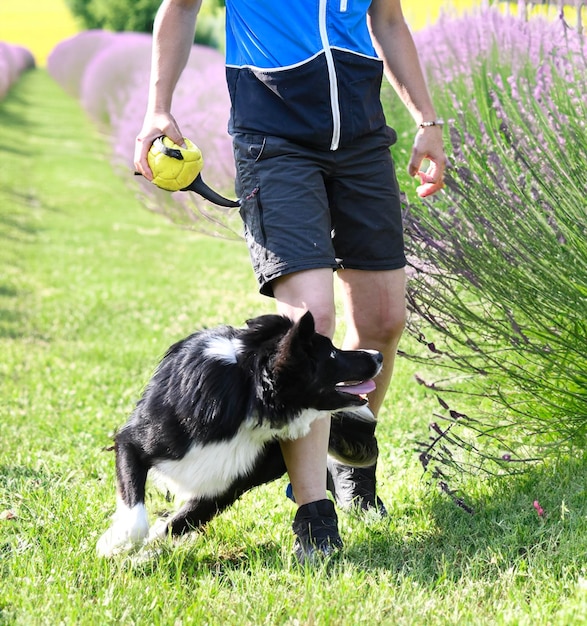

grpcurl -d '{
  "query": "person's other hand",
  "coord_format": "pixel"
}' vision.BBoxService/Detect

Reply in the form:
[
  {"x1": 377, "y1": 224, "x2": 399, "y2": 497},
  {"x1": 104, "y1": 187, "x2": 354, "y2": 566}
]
[{"x1": 408, "y1": 126, "x2": 448, "y2": 198}]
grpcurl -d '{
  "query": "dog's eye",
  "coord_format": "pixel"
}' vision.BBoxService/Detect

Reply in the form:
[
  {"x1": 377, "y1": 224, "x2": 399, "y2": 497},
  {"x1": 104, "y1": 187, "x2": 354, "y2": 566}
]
[{"x1": 329, "y1": 350, "x2": 337, "y2": 359}]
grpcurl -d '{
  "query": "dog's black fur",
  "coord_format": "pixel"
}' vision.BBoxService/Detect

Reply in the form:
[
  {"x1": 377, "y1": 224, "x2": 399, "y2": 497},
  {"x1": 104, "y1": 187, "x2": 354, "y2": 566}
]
[{"x1": 97, "y1": 311, "x2": 382, "y2": 556}]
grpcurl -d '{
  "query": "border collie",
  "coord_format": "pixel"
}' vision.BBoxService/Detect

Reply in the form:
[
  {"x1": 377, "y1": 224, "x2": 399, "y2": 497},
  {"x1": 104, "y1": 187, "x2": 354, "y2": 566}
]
[{"x1": 97, "y1": 311, "x2": 382, "y2": 557}]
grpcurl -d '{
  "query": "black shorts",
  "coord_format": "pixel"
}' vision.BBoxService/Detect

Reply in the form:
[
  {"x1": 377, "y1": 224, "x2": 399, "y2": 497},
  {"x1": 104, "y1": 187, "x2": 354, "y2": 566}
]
[{"x1": 233, "y1": 128, "x2": 406, "y2": 297}]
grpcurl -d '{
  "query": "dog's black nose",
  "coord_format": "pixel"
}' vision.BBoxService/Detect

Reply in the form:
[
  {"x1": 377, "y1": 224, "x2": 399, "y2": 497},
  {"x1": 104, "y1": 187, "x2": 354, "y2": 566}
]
[{"x1": 365, "y1": 349, "x2": 383, "y2": 366}]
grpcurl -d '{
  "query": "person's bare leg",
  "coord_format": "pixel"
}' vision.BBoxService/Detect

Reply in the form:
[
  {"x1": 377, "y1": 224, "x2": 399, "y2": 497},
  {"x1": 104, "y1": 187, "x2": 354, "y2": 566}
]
[
  {"x1": 326, "y1": 268, "x2": 406, "y2": 512},
  {"x1": 337, "y1": 268, "x2": 406, "y2": 416},
  {"x1": 272, "y1": 268, "x2": 336, "y2": 506}
]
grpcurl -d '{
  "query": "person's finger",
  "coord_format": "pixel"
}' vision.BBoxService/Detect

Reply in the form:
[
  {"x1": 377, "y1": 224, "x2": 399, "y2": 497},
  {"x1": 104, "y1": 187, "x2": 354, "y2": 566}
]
[
  {"x1": 416, "y1": 169, "x2": 445, "y2": 198},
  {"x1": 408, "y1": 148, "x2": 423, "y2": 178},
  {"x1": 416, "y1": 180, "x2": 444, "y2": 197},
  {"x1": 134, "y1": 134, "x2": 156, "y2": 180}
]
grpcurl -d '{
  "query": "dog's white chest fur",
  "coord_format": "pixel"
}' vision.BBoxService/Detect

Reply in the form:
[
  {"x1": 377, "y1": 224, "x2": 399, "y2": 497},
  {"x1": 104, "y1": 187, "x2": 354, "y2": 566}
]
[
  {"x1": 151, "y1": 408, "x2": 326, "y2": 501},
  {"x1": 96, "y1": 408, "x2": 326, "y2": 557}
]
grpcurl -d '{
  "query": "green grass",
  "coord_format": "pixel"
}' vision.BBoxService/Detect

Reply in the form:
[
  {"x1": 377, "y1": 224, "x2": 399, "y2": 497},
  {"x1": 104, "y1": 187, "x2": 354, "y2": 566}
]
[{"x1": 2, "y1": 69, "x2": 587, "y2": 625}]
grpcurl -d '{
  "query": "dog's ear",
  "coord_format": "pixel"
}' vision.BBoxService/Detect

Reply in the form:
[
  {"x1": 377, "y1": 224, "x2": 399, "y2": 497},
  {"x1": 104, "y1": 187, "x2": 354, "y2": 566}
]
[
  {"x1": 246, "y1": 314, "x2": 290, "y2": 332},
  {"x1": 295, "y1": 310, "x2": 315, "y2": 341},
  {"x1": 273, "y1": 311, "x2": 315, "y2": 374},
  {"x1": 245, "y1": 314, "x2": 295, "y2": 346},
  {"x1": 282, "y1": 311, "x2": 316, "y2": 355},
  {"x1": 276, "y1": 310, "x2": 315, "y2": 350}
]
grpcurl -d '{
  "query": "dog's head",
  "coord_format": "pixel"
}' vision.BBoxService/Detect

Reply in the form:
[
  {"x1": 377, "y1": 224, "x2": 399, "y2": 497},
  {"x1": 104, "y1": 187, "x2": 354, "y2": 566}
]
[{"x1": 247, "y1": 311, "x2": 383, "y2": 415}]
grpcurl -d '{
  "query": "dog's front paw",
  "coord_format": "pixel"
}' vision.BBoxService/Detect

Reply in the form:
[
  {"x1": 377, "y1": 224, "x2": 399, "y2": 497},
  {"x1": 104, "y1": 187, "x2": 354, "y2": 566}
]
[
  {"x1": 96, "y1": 526, "x2": 142, "y2": 557},
  {"x1": 96, "y1": 503, "x2": 150, "y2": 557},
  {"x1": 147, "y1": 517, "x2": 170, "y2": 544}
]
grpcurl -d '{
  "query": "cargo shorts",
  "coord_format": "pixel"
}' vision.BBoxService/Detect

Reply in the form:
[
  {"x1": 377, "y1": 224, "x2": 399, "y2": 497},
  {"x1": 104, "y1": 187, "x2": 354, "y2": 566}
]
[{"x1": 232, "y1": 127, "x2": 406, "y2": 297}]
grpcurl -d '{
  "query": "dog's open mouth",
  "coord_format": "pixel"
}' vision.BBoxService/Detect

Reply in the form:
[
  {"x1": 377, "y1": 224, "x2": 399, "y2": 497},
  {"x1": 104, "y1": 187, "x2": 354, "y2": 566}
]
[{"x1": 335, "y1": 379, "x2": 376, "y2": 397}]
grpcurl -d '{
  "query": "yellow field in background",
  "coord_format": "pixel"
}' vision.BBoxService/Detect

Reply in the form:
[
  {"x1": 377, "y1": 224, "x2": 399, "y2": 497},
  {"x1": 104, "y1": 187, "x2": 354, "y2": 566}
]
[
  {"x1": 0, "y1": 0, "x2": 584, "y2": 67},
  {"x1": 0, "y1": 0, "x2": 79, "y2": 66}
]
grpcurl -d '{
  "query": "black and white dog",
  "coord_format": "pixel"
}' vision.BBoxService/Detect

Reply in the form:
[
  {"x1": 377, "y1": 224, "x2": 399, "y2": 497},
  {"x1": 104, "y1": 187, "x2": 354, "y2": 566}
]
[{"x1": 97, "y1": 311, "x2": 382, "y2": 557}]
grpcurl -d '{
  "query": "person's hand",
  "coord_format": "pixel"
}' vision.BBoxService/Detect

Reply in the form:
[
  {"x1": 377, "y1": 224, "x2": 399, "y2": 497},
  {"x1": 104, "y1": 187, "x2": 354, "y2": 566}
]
[
  {"x1": 134, "y1": 112, "x2": 186, "y2": 181},
  {"x1": 408, "y1": 126, "x2": 448, "y2": 198},
  {"x1": 415, "y1": 169, "x2": 444, "y2": 198}
]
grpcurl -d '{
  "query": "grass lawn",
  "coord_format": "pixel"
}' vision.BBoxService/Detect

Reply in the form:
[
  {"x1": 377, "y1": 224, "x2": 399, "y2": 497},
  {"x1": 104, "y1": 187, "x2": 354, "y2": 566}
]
[{"x1": 2, "y1": 68, "x2": 587, "y2": 625}]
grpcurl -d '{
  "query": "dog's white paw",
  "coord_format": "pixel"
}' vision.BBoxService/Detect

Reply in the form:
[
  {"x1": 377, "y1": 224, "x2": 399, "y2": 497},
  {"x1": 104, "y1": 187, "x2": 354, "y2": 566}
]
[
  {"x1": 96, "y1": 503, "x2": 150, "y2": 558},
  {"x1": 147, "y1": 517, "x2": 170, "y2": 543}
]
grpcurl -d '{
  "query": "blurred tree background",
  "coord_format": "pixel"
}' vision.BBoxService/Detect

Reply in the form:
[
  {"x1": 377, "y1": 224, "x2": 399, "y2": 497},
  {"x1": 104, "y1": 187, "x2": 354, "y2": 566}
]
[{"x1": 65, "y1": 0, "x2": 226, "y2": 49}]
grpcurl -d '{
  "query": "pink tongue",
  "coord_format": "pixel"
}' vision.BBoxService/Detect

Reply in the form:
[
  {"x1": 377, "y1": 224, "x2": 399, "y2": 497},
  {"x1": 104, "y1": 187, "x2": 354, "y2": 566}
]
[{"x1": 337, "y1": 380, "x2": 376, "y2": 395}]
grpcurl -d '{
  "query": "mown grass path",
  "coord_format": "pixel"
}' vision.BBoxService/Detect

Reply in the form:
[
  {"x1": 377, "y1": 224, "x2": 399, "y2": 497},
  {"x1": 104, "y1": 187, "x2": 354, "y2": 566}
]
[{"x1": 3, "y1": 69, "x2": 587, "y2": 626}]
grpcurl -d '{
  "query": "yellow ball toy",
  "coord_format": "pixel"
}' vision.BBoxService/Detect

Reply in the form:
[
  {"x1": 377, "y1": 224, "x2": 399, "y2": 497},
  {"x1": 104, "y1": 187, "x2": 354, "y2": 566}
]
[{"x1": 147, "y1": 136, "x2": 204, "y2": 191}]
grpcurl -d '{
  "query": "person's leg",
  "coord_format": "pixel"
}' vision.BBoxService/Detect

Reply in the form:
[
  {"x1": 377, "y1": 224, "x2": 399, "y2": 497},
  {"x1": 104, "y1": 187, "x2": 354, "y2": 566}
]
[
  {"x1": 327, "y1": 267, "x2": 406, "y2": 512},
  {"x1": 232, "y1": 133, "x2": 345, "y2": 560},
  {"x1": 272, "y1": 268, "x2": 345, "y2": 563},
  {"x1": 338, "y1": 267, "x2": 406, "y2": 415},
  {"x1": 272, "y1": 268, "x2": 336, "y2": 506}
]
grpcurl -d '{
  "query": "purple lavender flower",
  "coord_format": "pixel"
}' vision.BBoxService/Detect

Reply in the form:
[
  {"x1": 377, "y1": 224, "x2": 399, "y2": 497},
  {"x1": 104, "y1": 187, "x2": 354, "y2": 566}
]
[
  {"x1": 400, "y1": 8, "x2": 587, "y2": 495},
  {"x1": 47, "y1": 31, "x2": 117, "y2": 98},
  {"x1": 0, "y1": 42, "x2": 35, "y2": 99},
  {"x1": 46, "y1": 31, "x2": 238, "y2": 235}
]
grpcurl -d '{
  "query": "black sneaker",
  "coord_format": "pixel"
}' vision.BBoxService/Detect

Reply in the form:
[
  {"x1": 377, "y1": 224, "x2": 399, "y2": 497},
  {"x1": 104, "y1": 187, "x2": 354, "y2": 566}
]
[
  {"x1": 292, "y1": 499, "x2": 343, "y2": 565},
  {"x1": 327, "y1": 458, "x2": 388, "y2": 516}
]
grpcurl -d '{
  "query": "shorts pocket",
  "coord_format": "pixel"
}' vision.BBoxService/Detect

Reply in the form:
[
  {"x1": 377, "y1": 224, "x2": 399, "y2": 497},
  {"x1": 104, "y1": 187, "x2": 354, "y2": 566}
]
[{"x1": 233, "y1": 133, "x2": 297, "y2": 164}]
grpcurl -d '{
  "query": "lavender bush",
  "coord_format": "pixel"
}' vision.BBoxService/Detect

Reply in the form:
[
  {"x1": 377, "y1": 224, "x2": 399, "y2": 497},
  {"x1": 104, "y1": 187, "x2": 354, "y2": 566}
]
[
  {"x1": 78, "y1": 32, "x2": 153, "y2": 126},
  {"x1": 48, "y1": 31, "x2": 239, "y2": 237},
  {"x1": 0, "y1": 42, "x2": 35, "y2": 100},
  {"x1": 47, "y1": 31, "x2": 117, "y2": 98},
  {"x1": 394, "y1": 10, "x2": 587, "y2": 487}
]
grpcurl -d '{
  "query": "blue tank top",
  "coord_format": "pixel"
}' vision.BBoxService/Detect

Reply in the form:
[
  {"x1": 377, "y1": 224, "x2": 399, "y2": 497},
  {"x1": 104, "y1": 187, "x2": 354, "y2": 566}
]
[{"x1": 224, "y1": 0, "x2": 387, "y2": 150}]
